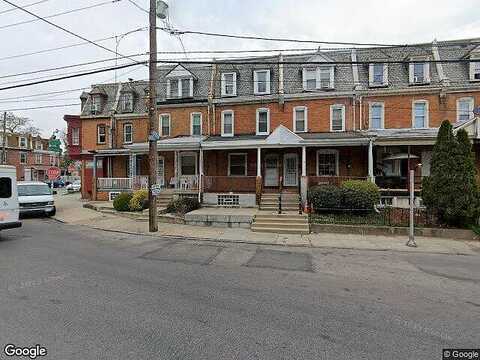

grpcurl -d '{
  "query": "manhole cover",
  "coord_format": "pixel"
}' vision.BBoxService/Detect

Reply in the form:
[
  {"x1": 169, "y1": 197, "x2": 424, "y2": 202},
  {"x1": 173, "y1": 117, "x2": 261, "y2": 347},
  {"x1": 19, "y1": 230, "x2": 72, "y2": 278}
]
[
  {"x1": 246, "y1": 249, "x2": 313, "y2": 272},
  {"x1": 141, "y1": 242, "x2": 222, "y2": 265}
]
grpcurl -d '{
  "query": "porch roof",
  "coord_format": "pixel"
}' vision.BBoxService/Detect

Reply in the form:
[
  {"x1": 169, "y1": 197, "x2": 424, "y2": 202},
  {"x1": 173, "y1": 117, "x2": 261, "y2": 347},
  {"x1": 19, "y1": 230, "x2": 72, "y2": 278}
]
[
  {"x1": 126, "y1": 136, "x2": 205, "y2": 153},
  {"x1": 369, "y1": 128, "x2": 439, "y2": 146}
]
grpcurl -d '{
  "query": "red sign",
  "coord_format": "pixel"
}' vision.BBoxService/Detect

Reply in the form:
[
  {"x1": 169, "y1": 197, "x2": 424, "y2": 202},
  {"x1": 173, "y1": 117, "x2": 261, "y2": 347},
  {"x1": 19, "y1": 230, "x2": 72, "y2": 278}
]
[{"x1": 47, "y1": 167, "x2": 61, "y2": 180}]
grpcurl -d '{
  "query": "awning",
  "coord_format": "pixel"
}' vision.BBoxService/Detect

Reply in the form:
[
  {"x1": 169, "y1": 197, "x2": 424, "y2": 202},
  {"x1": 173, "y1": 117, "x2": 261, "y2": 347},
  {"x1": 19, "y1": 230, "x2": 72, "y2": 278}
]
[{"x1": 383, "y1": 153, "x2": 419, "y2": 161}]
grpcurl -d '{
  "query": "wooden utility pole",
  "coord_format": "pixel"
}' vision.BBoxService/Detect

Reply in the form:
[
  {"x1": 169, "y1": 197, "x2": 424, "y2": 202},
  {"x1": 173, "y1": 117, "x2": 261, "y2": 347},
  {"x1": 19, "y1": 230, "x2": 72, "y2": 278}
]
[
  {"x1": 2, "y1": 112, "x2": 6, "y2": 164},
  {"x1": 148, "y1": 0, "x2": 158, "y2": 232}
]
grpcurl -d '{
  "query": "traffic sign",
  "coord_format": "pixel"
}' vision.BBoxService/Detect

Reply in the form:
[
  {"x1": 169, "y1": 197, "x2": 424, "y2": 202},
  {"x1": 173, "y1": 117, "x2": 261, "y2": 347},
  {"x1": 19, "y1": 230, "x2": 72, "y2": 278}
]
[
  {"x1": 47, "y1": 167, "x2": 61, "y2": 180},
  {"x1": 151, "y1": 184, "x2": 162, "y2": 196}
]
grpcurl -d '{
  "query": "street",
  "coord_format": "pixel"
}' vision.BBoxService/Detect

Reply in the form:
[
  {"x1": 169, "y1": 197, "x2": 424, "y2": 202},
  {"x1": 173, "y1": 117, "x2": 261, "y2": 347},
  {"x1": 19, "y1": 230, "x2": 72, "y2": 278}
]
[{"x1": 0, "y1": 219, "x2": 479, "y2": 360}]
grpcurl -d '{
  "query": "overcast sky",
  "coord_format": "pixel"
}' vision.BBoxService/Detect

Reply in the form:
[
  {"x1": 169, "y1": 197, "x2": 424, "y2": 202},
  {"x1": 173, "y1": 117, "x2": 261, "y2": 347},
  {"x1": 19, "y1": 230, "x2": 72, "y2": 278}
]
[{"x1": 0, "y1": 0, "x2": 478, "y2": 137}]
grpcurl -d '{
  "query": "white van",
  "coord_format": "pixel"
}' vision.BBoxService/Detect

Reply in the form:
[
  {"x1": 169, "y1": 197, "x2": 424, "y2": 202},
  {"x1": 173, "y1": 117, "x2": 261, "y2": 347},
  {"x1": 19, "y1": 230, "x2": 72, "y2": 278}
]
[
  {"x1": 18, "y1": 181, "x2": 56, "y2": 217},
  {"x1": 0, "y1": 165, "x2": 21, "y2": 230}
]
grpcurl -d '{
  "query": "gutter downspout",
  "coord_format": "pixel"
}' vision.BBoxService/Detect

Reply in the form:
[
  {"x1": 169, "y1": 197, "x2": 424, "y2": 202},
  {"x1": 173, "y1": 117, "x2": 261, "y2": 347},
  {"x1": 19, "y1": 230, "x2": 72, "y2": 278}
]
[
  {"x1": 111, "y1": 83, "x2": 123, "y2": 149},
  {"x1": 208, "y1": 61, "x2": 217, "y2": 135},
  {"x1": 359, "y1": 96, "x2": 363, "y2": 130},
  {"x1": 278, "y1": 53, "x2": 285, "y2": 107},
  {"x1": 352, "y1": 95, "x2": 356, "y2": 131}
]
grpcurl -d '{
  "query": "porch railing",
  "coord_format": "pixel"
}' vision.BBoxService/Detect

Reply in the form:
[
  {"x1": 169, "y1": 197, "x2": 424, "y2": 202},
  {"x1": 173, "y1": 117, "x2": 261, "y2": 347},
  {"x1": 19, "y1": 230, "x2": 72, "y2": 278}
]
[
  {"x1": 203, "y1": 176, "x2": 256, "y2": 193},
  {"x1": 375, "y1": 176, "x2": 424, "y2": 190},
  {"x1": 169, "y1": 175, "x2": 198, "y2": 191},
  {"x1": 307, "y1": 176, "x2": 368, "y2": 187},
  {"x1": 97, "y1": 177, "x2": 132, "y2": 191}
]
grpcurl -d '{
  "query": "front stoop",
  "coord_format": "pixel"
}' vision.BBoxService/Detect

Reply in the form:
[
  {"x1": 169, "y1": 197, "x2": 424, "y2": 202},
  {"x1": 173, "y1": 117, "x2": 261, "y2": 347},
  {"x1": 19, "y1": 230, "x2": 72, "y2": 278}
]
[
  {"x1": 251, "y1": 212, "x2": 310, "y2": 234},
  {"x1": 260, "y1": 193, "x2": 300, "y2": 212}
]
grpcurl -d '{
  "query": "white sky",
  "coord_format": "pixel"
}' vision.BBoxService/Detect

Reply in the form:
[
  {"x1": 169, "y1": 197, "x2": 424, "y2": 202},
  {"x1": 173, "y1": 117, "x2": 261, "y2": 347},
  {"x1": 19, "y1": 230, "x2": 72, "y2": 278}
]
[{"x1": 0, "y1": 0, "x2": 478, "y2": 137}]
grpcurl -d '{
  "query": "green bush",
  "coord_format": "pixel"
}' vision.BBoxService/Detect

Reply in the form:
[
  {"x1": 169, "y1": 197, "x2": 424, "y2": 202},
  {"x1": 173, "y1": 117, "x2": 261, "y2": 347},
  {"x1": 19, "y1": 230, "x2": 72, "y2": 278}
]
[
  {"x1": 166, "y1": 197, "x2": 200, "y2": 215},
  {"x1": 129, "y1": 189, "x2": 148, "y2": 212},
  {"x1": 113, "y1": 192, "x2": 133, "y2": 212},
  {"x1": 308, "y1": 185, "x2": 343, "y2": 211},
  {"x1": 341, "y1": 180, "x2": 380, "y2": 210}
]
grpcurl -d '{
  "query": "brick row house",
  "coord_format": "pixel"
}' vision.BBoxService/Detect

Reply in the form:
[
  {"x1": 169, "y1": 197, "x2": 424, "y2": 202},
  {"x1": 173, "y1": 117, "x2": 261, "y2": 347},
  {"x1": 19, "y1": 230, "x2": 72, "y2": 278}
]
[
  {"x1": 0, "y1": 132, "x2": 60, "y2": 181},
  {"x1": 69, "y1": 39, "x2": 480, "y2": 207}
]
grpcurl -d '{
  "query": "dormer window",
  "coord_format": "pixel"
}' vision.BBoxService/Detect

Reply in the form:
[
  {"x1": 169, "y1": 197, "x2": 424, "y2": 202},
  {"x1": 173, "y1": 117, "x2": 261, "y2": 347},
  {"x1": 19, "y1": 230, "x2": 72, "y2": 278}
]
[
  {"x1": 91, "y1": 95, "x2": 102, "y2": 114},
  {"x1": 302, "y1": 66, "x2": 334, "y2": 90},
  {"x1": 469, "y1": 57, "x2": 480, "y2": 81},
  {"x1": 165, "y1": 64, "x2": 196, "y2": 99},
  {"x1": 35, "y1": 140, "x2": 42, "y2": 150},
  {"x1": 369, "y1": 63, "x2": 388, "y2": 87},
  {"x1": 409, "y1": 61, "x2": 430, "y2": 84},
  {"x1": 221, "y1": 72, "x2": 237, "y2": 96},
  {"x1": 253, "y1": 70, "x2": 270, "y2": 95},
  {"x1": 19, "y1": 136, "x2": 27, "y2": 148},
  {"x1": 121, "y1": 92, "x2": 134, "y2": 113}
]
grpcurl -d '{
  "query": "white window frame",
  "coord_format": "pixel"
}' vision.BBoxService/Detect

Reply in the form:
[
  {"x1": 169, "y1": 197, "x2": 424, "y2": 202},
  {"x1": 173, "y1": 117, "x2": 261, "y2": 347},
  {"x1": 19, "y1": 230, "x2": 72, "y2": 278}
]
[
  {"x1": 121, "y1": 92, "x2": 134, "y2": 112},
  {"x1": 228, "y1": 153, "x2": 248, "y2": 176},
  {"x1": 97, "y1": 125, "x2": 106, "y2": 144},
  {"x1": 293, "y1": 106, "x2": 308, "y2": 133},
  {"x1": 318, "y1": 66, "x2": 335, "y2": 89},
  {"x1": 256, "y1": 108, "x2": 270, "y2": 135},
  {"x1": 456, "y1": 97, "x2": 474, "y2": 122},
  {"x1": 190, "y1": 112, "x2": 202, "y2": 136},
  {"x1": 316, "y1": 149, "x2": 339, "y2": 176},
  {"x1": 159, "y1": 113, "x2": 171, "y2": 137},
  {"x1": 369, "y1": 102, "x2": 385, "y2": 129},
  {"x1": 19, "y1": 152, "x2": 27, "y2": 164},
  {"x1": 123, "y1": 123, "x2": 133, "y2": 144},
  {"x1": 35, "y1": 153, "x2": 42, "y2": 164},
  {"x1": 409, "y1": 62, "x2": 430, "y2": 84},
  {"x1": 19, "y1": 136, "x2": 27, "y2": 148},
  {"x1": 35, "y1": 140, "x2": 43, "y2": 150},
  {"x1": 167, "y1": 78, "x2": 194, "y2": 98},
  {"x1": 330, "y1": 104, "x2": 345, "y2": 132},
  {"x1": 302, "y1": 68, "x2": 318, "y2": 91},
  {"x1": 469, "y1": 58, "x2": 480, "y2": 81},
  {"x1": 369, "y1": 63, "x2": 388, "y2": 87},
  {"x1": 221, "y1": 72, "x2": 237, "y2": 97},
  {"x1": 91, "y1": 95, "x2": 101, "y2": 114},
  {"x1": 221, "y1": 110, "x2": 235, "y2": 137},
  {"x1": 179, "y1": 151, "x2": 198, "y2": 176},
  {"x1": 412, "y1": 100, "x2": 429, "y2": 129},
  {"x1": 253, "y1": 69, "x2": 271, "y2": 95},
  {"x1": 72, "y1": 128, "x2": 79, "y2": 146}
]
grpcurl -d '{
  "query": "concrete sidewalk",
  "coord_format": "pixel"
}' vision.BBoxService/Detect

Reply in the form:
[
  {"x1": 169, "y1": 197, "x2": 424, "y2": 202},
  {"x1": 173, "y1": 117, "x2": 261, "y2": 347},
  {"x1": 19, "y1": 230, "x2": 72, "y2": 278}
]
[{"x1": 53, "y1": 194, "x2": 480, "y2": 255}]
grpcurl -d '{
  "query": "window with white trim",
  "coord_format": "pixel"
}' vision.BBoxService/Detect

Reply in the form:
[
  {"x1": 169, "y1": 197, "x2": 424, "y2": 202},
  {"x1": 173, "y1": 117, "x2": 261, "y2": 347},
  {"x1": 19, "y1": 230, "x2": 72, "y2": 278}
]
[
  {"x1": 167, "y1": 78, "x2": 193, "y2": 98},
  {"x1": 221, "y1": 72, "x2": 237, "y2": 96},
  {"x1": 317, "y1": 150, "x2": 338, "y2": 176},
  {"x1": 72, "y1": 128, "x2": 79, "y2": 145},
  {"x1": 228, "y1": 153, "x2": 247, "y2": 176},
  {"x1": 457, "y1": 97, "x2": 474, "y2": 122},
  {"x1": 319, "y1": 67, "x2": 333, "y2": 89},
  {"x1": 221, "y1": 110, "x2": 234, "y2": 136},
  {"x1": 35, "y1": 140, "x2": 42, "y2": 150},
  {"x1": 123, "y1": 123, "x2": 133, "y2": 143},
  {"x1": 409, "y1": 62, "x2": 430, "y2": 84},
  {"x1": 253, "y1": 70, "x2": 270, "y2": 94},
  {"x1": 369, "y1": 63, "x2": 388, "y2": 86},
  {"x1": 35, "y1": 153, "x2": 42, "y2": 164},
  {"x1": 256, "y1": 108, "x2": 270, "y2": 135},
  {"x1": 19, "y1": 152, "x2": 27, "y2": 164},
  {"x1": 302, "y1": 66, "x2": 334, "y2": 90},
  {"x1": 369, "y1": 103, "x2": 384, "y2": 129},
  {"x1": 19, "y1": 136, "x2": 27, "y2": 148},
  {"x1": 303, "y1": 68, "x2": 317, "y2": 90},
  {"x1": 159, "y1": 114, "x2": 170, "y2": 136},
  {"x1": 91, "y1": 95, "x2": 101, "y2": 114},
  {"x1": 412, "y1": 101, "x2": 428, "y2": 128},
  {"x1": 330, "y1": 105, "x2": 345, "y2": 131},
  {"x1": 121, "y1": 92, "x2": 133, "y2": 112},
  {"x1": 470, "y1": 60, "x2": 480, "y2": 81},
  {"x1": 293, "y1": 106, "x2": 307, "y2": 132},
  {"x1": 97, "y1": 125, "x2": 106, "y2": 144},
  {"x1": 190, "y1": 113, "x2": 202, "y2": 136}
]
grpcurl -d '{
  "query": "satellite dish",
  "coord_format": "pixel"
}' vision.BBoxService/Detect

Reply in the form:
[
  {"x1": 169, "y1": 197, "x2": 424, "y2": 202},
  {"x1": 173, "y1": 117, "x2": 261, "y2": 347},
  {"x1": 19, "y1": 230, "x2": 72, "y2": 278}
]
[{"x1": 156, "y1": 0, "x2": 168, "y2": 19}]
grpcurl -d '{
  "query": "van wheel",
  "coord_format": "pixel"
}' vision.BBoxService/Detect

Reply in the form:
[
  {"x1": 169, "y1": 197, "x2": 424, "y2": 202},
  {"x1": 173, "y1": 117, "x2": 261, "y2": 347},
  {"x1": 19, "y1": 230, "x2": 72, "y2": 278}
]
[{"x1": 48, "y1": 209, "x2": 56, "y2": 217}]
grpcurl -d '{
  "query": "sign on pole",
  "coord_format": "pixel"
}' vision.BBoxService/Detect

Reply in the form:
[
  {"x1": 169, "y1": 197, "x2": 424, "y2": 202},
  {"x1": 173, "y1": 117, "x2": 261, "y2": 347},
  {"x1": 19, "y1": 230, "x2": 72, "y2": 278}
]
[
  {"x1": 151, "y1": 184, "x2": 162, "y2": 196},
  {"x1": 47, "y1": 167, "x2": 61, "y2": 180}
]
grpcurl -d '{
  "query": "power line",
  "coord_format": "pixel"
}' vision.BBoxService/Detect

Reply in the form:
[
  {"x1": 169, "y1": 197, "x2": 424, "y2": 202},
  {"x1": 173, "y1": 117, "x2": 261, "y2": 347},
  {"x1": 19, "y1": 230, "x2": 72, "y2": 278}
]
[
  {"x1": 0, "y1": 0, "x2": 122, "y2": 30},
  {"x1": 0, "y1": 103, "x2": 80, "y2": 112},
  {"x1": 0, "y1": 0, "x2": 49, "y2": 15},
  {"x1": 127, "y1": 0, "x2": 148, "y2": 13}
]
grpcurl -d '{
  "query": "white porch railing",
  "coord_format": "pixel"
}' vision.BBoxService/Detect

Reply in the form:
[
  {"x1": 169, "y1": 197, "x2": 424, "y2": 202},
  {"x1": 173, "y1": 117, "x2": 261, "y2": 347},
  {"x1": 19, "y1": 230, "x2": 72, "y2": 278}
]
[
  {"x1": 97, "y1": 177, "x2": 132, "y2": 190},
  {"x1": 169, "y1": 175, "x2": 198, "y2": 191}
]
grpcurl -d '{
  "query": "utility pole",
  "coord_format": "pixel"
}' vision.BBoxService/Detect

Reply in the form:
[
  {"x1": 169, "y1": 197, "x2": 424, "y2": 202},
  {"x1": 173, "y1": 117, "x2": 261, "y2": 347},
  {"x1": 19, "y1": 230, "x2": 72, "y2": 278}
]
[
  {"x1": 148, "y1": 0, "x2": 159, "y2": 232},
  {"x1": 2, "y1": 112, "x2": 6, "y2": 165},
  {"x1": 406, "y1": 169, "x2": 417, "y2": 247}
]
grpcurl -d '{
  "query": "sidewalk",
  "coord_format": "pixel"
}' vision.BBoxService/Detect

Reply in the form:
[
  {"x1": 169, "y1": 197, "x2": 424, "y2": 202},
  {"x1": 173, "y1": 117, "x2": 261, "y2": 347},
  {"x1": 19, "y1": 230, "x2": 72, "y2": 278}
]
[{"x1": 53, "y1": 194, "x2": 480, "y2": 255}]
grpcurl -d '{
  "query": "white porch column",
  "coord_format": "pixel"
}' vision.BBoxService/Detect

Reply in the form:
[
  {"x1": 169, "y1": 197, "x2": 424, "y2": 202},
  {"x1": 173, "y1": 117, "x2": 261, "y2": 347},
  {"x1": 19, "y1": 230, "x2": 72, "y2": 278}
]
[
  {"x1": 129, "y1": 153, "x2": 136, "y2": 178},
  {"x1": 300, "y1": 146, "x2": 308, "y2": 208},
  {"x1": 256, "y1": 147, "x2": 262, "y2": 206},
  {"x1": 174, "y1": 150, "x2": 179, "y2": 189},
  {"x1": 368, "y1": 140, "x2": 374, "y2": 183},
  {"x1": 198, "y1": 148, "x2": 204, "y2": 202},
  {"x1": 257, "y1": 147, "x2": 261, "y2": 177},
  {"x1": 301, "y1": 146, "x2": 307, "y2": 177}
]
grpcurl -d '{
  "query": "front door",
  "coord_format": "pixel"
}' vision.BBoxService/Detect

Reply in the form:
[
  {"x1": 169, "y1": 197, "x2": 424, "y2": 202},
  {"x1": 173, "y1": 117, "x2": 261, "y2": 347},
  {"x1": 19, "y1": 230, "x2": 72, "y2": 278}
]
[
  {"x1": 283, "y1": 153, "x2": 298, "y2": 186},
  {"x1": 264, "y1": 154, "x2": 279, "y2": 187}
]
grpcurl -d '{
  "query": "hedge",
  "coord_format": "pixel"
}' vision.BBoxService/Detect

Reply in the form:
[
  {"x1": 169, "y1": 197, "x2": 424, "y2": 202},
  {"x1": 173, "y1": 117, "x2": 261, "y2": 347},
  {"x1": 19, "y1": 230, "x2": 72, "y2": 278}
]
[
  {"x1": 113, "y1": 192, "x2": 133, "y2": 212},
  {"x1": 129, "y1": 189, "x2": 148, "y2": 211},
  {"x1": 166, "y1": 197, "x2": 200, "y2": 215}
]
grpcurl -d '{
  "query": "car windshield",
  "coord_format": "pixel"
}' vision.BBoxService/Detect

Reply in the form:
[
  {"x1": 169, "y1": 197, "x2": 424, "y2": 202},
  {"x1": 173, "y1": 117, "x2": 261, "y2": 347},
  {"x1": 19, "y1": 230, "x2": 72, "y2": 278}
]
[{"x1": 18, "y1": 184, "x2": 52, "y2": 196}]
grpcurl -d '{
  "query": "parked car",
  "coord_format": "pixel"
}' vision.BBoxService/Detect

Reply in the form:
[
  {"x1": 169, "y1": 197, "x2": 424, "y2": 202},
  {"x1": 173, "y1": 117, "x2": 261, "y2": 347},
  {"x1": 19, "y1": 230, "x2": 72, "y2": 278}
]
[
  {"x1": 18, "y1": 181, "x2": 56, "y2": 217},
  {"x1": 66, "y1": 180, "x2": 81, "y2": 193},
  {"x1": 0, "y1": 165, "x2": 21, "y2": 230}
]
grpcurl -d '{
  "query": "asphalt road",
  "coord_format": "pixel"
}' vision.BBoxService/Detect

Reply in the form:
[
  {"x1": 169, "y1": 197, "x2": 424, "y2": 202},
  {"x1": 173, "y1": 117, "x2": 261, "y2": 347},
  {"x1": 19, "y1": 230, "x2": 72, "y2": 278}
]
[{"x1": 0, "y1": 219, "x2": 479, "y2": 360}]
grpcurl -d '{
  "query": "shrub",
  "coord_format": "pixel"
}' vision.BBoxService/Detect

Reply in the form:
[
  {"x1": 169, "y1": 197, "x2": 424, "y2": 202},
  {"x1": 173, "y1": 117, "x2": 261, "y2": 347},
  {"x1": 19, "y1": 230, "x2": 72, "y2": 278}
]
[
  {"x1": 341, "y1": 180, "x2": 380, "y2": 210},
  {"x1": 166, "y1": 197, "x2": 200, "y2": 215},
  {"x1": 129, "y1": 189, "x2": 148, "y2": 212},
  {"x1": 113, "y1": 192, "x2": 133, "y2": 212},
  {"x1": 308, "y1": 185, "x2": 343, "y2": 211}
]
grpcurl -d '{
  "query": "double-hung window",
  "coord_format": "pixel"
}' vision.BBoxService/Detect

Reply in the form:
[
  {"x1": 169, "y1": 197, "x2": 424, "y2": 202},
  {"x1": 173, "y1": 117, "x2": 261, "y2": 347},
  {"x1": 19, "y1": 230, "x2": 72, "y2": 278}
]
[
  {"x1": 471, "y1": 60, "x2": 480, "y2": 81},
  {"x1": 19, "y1": 137, "x2": 27, "y2": 148},
  {"x1": 180, "y1": 153, "x2": 197, "y2": 176},
  {"x1": 123, "y1": 123, "x2": 133, "y2": 143},
  {"x1": 413, "y1": 101, "x2": 428, "y2": 128},
  {"x1": 253, "y1": 70, "x2": 270, "y2": 95},
  {"x1": 303, "y1": 66, "x2": 334, "y2": 90},
  {"x1": 330, "y1": 105, "x2": 345, "y2": 131},
  {"x1": 369, "y1": 103, "x2": 384, "y2": 129},
  {"x1": 72, "y1": 128, "x2": 80, "y2": 145},
  {"x1": 221, "y1": 72, "x2": 237, "y2": 96},
  {"x1": 317, "y1": 150, "x2": 338, "y2": 176},
  {"x1": 97, "y1": 125, "x2": 106, "y2": 144},
  {"x1": 190, "y1": 113, "x2": 202, "y2": 136},
  {"x1": 293, "y1": 107, "x2": 307, "y2": 132},
  {"x1": 20, "y1": 152, "x2": 27, "y2": 164},
  {"x1": 221, "y1": 110, "x2": 234, "y2": 137},
  {"x1": 159, "y1": 114, "x2": 170, "y2": 136},
  {"x1": 35, "y1": 154, "x2": 42, "y2": 164},
  {"x1": 256, "y1": 108, "x2": 270, "y2": 135},
  {"x1": 410, "y1": 62, "x2": 429, "y2": 84},
  {"x1": 369, "y1": 63, "x2": 388, "y2": 86},
  {"x1": 122, "y1": 93, "x2": 133, "y2": 112},
  {"x1": 303, "y1": 68, "x2": 317, "y2": 90},
  {"x1": 167, "y1": 78, "x2": 193, "y2": 98},
  {"x1": 319, "y1": 67, "x2": 332, "y2": 89},
  {"x1": 228, "y1": 153, "x2": 247, "y2": 176},
  {"x1": 457, "y1": 97, "x2": 474, "y2": 122}
]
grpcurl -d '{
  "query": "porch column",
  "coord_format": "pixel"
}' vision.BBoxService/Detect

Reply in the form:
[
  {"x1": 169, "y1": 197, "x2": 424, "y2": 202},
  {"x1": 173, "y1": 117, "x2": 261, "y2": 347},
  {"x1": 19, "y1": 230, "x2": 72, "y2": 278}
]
[
  {"x1": 300, "y1": 146, "x2": 308, "y2": 208},
  {"x1": 198, "y1": 148, "x2": 204, "y2": 203},
  {"x1": 368, "y1": 140, "x2": 375, "y2": 183},
  {"x1": 256, "y1": 147, "x2": 262, "y2": 206},
  {"x1": 129, "y1": 153, "x2": 136, "y2": 178},
  {"x1": 174, "y1": 150, "x2": 179, "y2": 189},
  {"x1": 92, "y1": 155, "x2": 98, "y2": 201}
]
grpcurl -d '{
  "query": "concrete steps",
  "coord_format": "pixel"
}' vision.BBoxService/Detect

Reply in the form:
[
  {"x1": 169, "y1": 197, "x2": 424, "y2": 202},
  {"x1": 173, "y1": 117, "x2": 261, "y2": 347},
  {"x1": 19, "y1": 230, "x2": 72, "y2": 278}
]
[
  {"x1": 251, "y1": 213, "x2": 309, "y2": 234},
  {"x1": 260, "y1": 193, "x2": 300, "y2": 212},
  {"x1": 156, "y1": 191, "x2": 174, "y2": 208}
]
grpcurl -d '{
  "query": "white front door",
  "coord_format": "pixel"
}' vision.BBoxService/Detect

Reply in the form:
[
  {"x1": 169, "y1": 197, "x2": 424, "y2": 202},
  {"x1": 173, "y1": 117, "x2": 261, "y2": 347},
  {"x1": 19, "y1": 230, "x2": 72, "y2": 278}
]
[
  {"x1": 283, "y1": 153, "x2": 298, "y2": 186},
  {"x1": 264, "y1": 154, "x2": 278, "y2": 187},
  {"x1": 157, "y1": 157, "x2": 165, "y2": 187}
]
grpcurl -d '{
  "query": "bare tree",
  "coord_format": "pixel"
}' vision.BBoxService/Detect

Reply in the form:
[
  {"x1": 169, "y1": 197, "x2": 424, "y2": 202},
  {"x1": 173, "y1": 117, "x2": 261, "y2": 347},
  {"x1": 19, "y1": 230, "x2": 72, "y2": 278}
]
[{"x1": 4, "y1": 112, "x2": 40, "y2": 135}]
